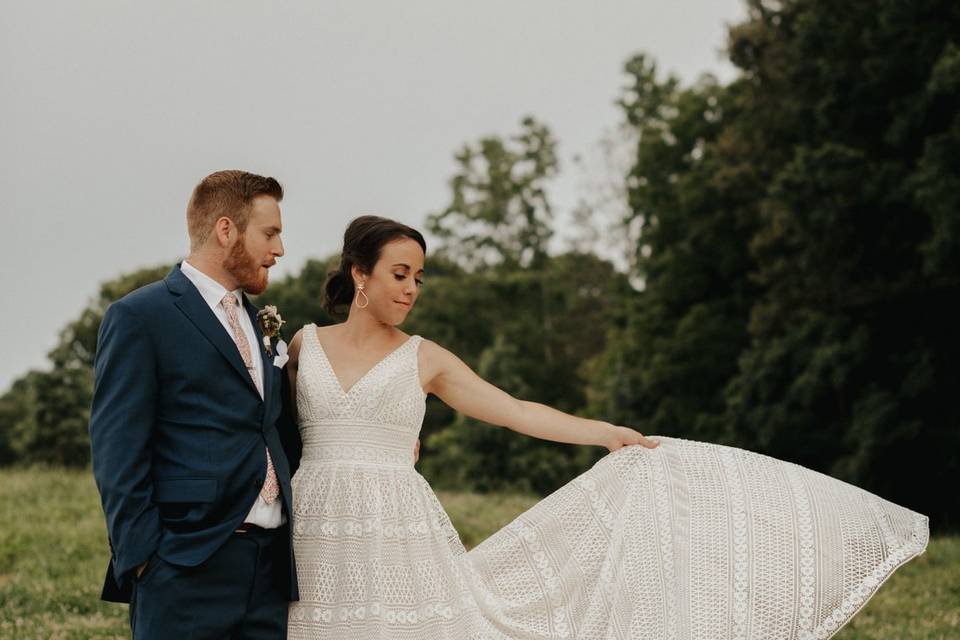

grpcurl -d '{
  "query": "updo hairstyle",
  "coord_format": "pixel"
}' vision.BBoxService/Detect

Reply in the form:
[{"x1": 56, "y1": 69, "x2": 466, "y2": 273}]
[{"x1": 322, "y1": 215, "x2": 427, "y2": 315}]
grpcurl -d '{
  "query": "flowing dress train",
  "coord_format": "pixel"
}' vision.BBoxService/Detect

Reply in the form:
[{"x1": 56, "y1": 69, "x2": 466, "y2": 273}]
[{"x1": 287, "y1": 324, "x2": 928, "y2": 640}]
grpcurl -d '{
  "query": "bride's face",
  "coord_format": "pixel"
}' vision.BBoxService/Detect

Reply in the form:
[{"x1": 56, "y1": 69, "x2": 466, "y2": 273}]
[{"x1": 354, "y1": 237, "x2": 425, "y2": 325}]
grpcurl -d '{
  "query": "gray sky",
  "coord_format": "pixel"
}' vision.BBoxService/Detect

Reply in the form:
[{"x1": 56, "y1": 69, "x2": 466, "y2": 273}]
[{"x1": 1, "y1": 0, "x2": 746, "y2": 391}]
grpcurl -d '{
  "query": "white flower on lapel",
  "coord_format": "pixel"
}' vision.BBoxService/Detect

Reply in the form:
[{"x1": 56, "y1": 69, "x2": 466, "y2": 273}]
[
  {"x1": 272, "y1": 339, "x2": 289, "y2": 368},
  {"x1": 256, "y1": 305, "x2": 286, "y2": 356}
]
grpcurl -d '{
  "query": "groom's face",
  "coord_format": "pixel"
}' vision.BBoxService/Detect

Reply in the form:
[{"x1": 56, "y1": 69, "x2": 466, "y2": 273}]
[{"x1": 223, "y1": 195, "x2": 284, "y2": 295}]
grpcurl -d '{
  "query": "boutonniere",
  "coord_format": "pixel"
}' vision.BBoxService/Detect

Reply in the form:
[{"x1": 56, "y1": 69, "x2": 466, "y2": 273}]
[{"x1": 256, "y1": 305, "x2": 286, "y2": 357}]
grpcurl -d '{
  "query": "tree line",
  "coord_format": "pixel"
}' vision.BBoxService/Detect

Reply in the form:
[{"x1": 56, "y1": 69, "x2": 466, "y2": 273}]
[{"x1": 2, "y1": 0, "x2": 957, "y2": 528}]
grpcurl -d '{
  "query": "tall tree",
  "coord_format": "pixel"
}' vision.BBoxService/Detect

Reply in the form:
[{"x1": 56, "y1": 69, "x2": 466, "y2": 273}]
[
  {"x1": 723, "y1": 0, "x2": 960, "y2": 525},
  {"x1": 427, "y1": 116, "x2": 559, "y2": 271},
  {"x1": 587, "y1": 54, "x2": 759, "y2": 444},
  {"x1": 0, "y1": 372, "x2": 40, "y2": 465},
  {"x1": 0, "y1": 265, "x2": 171, "y2": 466},
  {"x1": 420, "y1": 253, "x2": 631, "y2": 494}
]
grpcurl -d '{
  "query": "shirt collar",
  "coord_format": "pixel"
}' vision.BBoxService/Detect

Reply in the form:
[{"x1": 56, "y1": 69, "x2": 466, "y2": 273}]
[{"x1": 180, "y1": 260, "x2": 243, "y2": 312}]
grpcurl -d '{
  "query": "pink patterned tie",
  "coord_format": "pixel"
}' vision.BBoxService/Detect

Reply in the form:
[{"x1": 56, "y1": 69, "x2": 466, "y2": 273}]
[{"x1": 222, "y1": 293, "x2": 280, "y2": 504}]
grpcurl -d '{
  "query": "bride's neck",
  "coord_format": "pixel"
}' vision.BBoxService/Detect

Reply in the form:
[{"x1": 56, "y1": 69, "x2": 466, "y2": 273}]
[{"x1": 338, "y1": 312, "x2": 396, "y2": 347}]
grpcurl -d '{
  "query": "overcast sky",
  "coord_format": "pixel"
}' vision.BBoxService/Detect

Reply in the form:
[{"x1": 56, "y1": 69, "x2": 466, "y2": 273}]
[{"x1": 1, "y1": 0, "x2": 746, "y2": 391}]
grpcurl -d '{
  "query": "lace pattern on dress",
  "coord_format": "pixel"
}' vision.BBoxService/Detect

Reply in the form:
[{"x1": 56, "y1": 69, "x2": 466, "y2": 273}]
[{"x1": 288, "y1": 322, "x2": 928, "y2": 639}]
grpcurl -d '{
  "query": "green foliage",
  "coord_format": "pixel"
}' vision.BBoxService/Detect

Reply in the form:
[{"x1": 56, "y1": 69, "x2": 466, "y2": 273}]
[
  {"x1": 50, "y1": 266, "x2": 173, "y2": 373},
  {"x1": 586, "y1": 54, "x2": 756, "y2": 445},
  {"x1": 28, "y1": 365, "x2": 93, "y2": 467},
  {"x1": 1, "y1": 0, "x2": 957, "y2": 530},
  {"x1": 254, "y1": 257, "x2": 338, "y2": 335},
  {"x1": 586, "y1": 0, "x2": 960, "y2": 529},
  {"x1": 722, "y1": 0, "x2": 960, "y2": 526},
  {"x1": 411, "y1": 253, "x2": 627, "y2": 494},
  {"x1": 413, "y1": 116, "x2": 623, "y2": 493},
  {"x1": 914, "y1": 40, "x2": 960, "y2": 275},
  {"x1": 0, "y1": 265, "x2": 171, "y2": 468},
  {"x1": 0, "y1": 373, "x2": 40, "y2": 466},
  {"x1": 426, "y1": 116, "x2": 559, "y2": 271}
]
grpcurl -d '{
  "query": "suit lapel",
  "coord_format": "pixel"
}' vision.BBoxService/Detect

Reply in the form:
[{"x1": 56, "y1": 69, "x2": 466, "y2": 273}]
[{"x1": 166, "y1": 265, "x2": 262, "y2": 399}]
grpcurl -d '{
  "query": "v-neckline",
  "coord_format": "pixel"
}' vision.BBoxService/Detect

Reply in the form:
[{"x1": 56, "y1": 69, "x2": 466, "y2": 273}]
[{"x1": 313, "y1": 327, "x2": 414, "y2": 396}]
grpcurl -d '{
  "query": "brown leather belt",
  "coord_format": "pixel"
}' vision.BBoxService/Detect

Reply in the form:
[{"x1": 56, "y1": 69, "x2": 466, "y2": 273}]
[{"x1": 234, "y1": 522, "x2": 267, "y2": 534}]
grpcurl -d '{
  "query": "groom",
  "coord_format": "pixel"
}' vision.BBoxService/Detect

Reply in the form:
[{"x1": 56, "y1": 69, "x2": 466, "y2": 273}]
[{"x1": 89, "y1": 170, "x2": 299, "y2": 638}]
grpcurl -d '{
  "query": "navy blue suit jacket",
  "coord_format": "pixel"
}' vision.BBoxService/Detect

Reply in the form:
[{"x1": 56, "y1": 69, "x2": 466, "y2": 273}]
[{"x1": 89, "y1": 264, "x2": 300, "y2": 603}]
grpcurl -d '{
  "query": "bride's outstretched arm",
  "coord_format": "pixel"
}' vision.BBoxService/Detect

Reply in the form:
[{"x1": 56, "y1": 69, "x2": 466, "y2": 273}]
[{"x1": 419, "y1": 340, "x2": 658, "y2": 452}]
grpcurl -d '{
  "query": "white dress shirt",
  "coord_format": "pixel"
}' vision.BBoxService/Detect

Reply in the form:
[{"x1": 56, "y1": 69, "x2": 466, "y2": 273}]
[{"x1": 180, "y1": 260, "x2": 285, "y2": 528}]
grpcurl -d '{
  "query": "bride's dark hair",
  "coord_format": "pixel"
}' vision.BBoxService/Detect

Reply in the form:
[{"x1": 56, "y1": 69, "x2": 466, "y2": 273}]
[{"x1": 323, "y1": 215, "x2": 427, "y2": 315}]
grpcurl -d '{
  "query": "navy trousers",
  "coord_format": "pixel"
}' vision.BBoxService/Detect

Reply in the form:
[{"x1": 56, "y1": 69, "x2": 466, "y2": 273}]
[{"x1": 129, "y1": 526, "x2": 288, "y2": 639}]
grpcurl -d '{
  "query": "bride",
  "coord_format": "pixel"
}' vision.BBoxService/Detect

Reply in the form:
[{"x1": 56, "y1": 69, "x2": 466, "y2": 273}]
[{"x1": 284, "y1": 215, "x2": 928, "y2": 639}]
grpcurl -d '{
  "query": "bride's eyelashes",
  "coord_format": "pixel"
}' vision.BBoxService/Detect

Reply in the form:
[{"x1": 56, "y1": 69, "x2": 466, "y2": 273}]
[{"x1": 393, "y1": 273, "x2": 424, "y2": 287}]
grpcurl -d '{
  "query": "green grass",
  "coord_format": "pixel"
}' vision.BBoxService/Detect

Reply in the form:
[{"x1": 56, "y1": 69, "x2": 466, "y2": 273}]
[
  {"x1": 833, "y1": 535, "x2": 960, "y2": 640},
  {"x1": 0, "y1": 468, "x2": 128, "y2": 639},
  {"x1": 0, "y1": 467, "x2": 955, "y2": 639}
]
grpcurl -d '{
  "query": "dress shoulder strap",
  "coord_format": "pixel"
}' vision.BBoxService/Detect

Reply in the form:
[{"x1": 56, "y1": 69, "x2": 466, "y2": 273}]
[{"x1": 406, "y1": 335, "x2": 424, "y2": 356}]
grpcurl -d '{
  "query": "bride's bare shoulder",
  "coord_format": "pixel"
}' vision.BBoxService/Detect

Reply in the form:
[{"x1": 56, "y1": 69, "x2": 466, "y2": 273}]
[
  {"x1": 417, "y1": 338, "x2": 466, "y2": 371},
  {"x1": 286, "y1": 327, "x2": 306, "y2": 366},
  {"x1": 417, "y1": 337, "x2": 445, "y2": 356}
]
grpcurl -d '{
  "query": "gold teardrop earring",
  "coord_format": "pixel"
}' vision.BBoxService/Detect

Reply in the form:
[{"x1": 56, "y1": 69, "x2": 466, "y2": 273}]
[{"x1": 355, "y1": 281, "x2": 369, "y2": 309}]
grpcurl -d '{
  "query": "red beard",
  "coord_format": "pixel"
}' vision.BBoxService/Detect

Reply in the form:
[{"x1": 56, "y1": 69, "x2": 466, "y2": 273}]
[{"x1": 224, "y1": 236, "x2": 268, "y2": 295}]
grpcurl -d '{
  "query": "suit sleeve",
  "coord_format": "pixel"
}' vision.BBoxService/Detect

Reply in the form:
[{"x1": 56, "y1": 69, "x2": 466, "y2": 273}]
[
  {"x1": 277, "y1": 365, "x2": 302, "y2": 476},
  {"x1": 89, "y1": 299, "x2": 162, "y2": 587}
]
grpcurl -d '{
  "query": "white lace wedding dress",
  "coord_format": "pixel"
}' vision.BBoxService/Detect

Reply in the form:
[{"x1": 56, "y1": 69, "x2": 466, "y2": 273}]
[{"x1": 287, "y1": 324, "x2": 928, "y2": 640}]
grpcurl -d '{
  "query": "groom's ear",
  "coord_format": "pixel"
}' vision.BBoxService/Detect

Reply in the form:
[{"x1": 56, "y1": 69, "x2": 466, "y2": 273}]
[{"x1": 213, "y1": 216, "x2": 240, "y2": 247}]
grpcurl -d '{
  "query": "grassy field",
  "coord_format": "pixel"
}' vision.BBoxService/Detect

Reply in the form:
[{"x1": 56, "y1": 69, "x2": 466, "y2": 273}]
[{"x1": 0, "y1": 467, "x2": 955, "y2": 639}]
